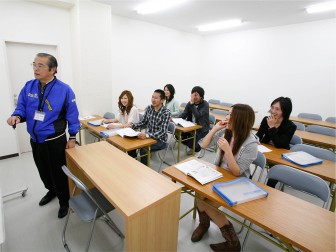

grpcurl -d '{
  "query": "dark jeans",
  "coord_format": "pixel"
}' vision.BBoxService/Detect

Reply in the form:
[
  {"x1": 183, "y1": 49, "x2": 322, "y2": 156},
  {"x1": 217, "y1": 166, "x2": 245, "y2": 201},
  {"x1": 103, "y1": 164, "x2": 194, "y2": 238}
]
[
  {"x1": 181, "y1": 130, "x2": 207, "y2": 152},
  {"x1": 30, "y1": 134, "x2": 69, "y2": 207},
  {"x1": 140, "y1": 140, "x2": 167, "y2": 165}
]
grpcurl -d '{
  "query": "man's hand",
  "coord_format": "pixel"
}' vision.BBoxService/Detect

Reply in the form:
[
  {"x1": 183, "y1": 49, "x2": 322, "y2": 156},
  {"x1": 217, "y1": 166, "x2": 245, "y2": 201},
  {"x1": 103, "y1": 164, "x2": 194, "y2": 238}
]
[
  {"x1": 7, "y1": 116, "x2": 20, "y2": 127},
  {"x1": 66, "y1": 139, "x2": 76, "y2": 149}
]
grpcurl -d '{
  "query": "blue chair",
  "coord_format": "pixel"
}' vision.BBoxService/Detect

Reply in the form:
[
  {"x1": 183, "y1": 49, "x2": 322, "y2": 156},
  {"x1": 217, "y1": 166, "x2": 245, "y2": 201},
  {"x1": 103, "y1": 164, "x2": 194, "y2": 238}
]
[
  {"x1": 211, "y1": 109, "x2": 228, "y2": 116},
  {"x1": 325, "y1": 117, "x2": 336, "y2": 123},
  {"x1": 293, "y1": 121, "x2": 305, "y2": 131},
  {"x1": 306, "y1": 125, "x2": 336, "y2": 137},
  {"x1": 103, "y1": 112, "x2": 115, "y2": 119},
  {"x1": 219, "y1": 102, "x2": 233, "y2": 107},
  {"x1": 61, "y1": 165, "x2": 124, "y2": 252},
  {"x1": 289, "y1": 134, "x2": 302, "y2": 148},
  {"x1": 208, "y1": 99, "x2": 220, "y2": 105},
  {"x1": 158, "y1": 122, "x2": 177, "y2": 172},
  {"x1": 250, "y1": 151, "x2": 266, "y2": 182},
  {"x1": 298, "y1": 113, "x2": 322, "y2": 121},
  {"x1": 290, "y1": 144, "x2": 336, "y2": 162}
]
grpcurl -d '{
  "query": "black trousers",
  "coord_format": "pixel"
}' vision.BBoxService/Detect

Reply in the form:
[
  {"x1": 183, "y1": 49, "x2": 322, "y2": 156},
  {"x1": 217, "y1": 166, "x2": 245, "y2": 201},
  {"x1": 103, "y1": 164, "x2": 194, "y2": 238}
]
[{"x1": 30, "y1": 134, "x2": 69, "y2": 207}]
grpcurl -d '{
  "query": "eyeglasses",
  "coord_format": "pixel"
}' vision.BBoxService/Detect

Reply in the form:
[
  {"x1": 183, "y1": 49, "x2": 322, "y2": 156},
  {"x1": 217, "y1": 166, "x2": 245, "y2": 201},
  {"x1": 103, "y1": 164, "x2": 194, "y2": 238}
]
[{"x1": 31, "y1": 63, "x2": 47, "y2": 70}]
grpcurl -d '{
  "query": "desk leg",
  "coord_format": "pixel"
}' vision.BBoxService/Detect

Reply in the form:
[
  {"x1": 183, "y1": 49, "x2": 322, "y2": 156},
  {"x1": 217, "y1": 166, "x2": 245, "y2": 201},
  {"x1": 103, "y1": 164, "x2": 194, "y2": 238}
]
[
  {"x1": 192, "y1": 129, "x2": 196, "y2": 156},
  {"x1": 147, "y1": 146, "x2": 151, "y2": 167},
  {"x1": 176, "y1": 132, "x2": 182, "y2": 163}
]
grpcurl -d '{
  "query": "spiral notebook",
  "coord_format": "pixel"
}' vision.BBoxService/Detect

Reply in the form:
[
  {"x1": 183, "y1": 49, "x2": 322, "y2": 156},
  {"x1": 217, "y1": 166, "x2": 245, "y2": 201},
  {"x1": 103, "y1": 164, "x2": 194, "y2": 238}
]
[{"x1": 213, "y1": 177, "x2": 268, "y2": 206}]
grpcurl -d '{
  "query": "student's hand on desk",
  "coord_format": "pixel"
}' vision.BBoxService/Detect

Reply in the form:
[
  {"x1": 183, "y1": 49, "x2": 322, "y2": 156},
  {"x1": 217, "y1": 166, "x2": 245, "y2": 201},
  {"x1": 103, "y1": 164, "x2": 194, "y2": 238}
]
[
  {"x1": 137, "y1": 132, "x2": 146, "y2": 139},
  {"x1": 66, "y1": 139, "x2": 76, "y2": 149}
]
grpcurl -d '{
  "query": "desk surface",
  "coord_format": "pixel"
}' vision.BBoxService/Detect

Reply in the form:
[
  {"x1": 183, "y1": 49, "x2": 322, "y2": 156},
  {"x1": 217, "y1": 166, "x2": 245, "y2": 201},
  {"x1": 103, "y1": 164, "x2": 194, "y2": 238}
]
[
  {"x1": 107, "y1": 135, "x2": 156, "y2": 151},
  {"x1": 294, "y1": 130, "x2": 336, "y2": 148},
  {"x1": 290, "y1": 116, "x2": 336, "y2": 129},
  {"x1": 175, "y1": 124, "x2": 202, "y2": 133},
  {"x1": 262, "y1": 144, "x2": 336, "y2": 183},
  {"x1": 163, "y1": 158, "x2": 336, "y2": 252},
  {"x1": 66, "y1": 141, "x2": 179, "y2": 217}
]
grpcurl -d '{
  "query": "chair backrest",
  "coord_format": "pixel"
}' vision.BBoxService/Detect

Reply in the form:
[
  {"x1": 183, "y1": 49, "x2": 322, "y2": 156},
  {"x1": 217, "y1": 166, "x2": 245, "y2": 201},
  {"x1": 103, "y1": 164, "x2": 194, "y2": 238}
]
[
  {"x1": 290, "y1": 134, "x2": 302, "y2": 147},
  {"x1": 103, "y1": 112, "x2": 115, "y2": 119},
  {"x1": 62, "y1": 165, "x2": 88, "y2": 193},
  {"x1": 180, "y1": 102, "x2": 187, "y2": 109},
  {"x1": 212, "y1": 109, "x2": 228, "y2": 116},
  {"x1": 293, "y1": 121, "x2": 305, "y2": 131},
  {"x1": 167, "y1": 121, "x2": 176, "y2": 135},
  {"x1": 298, "y1": 113, "x2": 322, "y2": 121},
  {"x1": 219, "y1": 102, "x2": 233, "y2": 107},
  {"x1": 325, "y1": 116, "x2": 336, "y2": 123},
  {"x1": 252, "y1": 151, "x2": 266, "y2": 169},
  {"x1": 290, "y1": 144, "x2": 336, "y2": 162},
  {"x1": 208, "y1": 99, "x2": 220, "y2": 105},
  {"x1": 209, "y1": 114, "x2": 216, "y2": 128},
  {"x1": 306, "y1": 125, "x2": 336, "y2": 137},
  {"x1": 267, "y1": 165, "x2": 330, "y2": 207}
]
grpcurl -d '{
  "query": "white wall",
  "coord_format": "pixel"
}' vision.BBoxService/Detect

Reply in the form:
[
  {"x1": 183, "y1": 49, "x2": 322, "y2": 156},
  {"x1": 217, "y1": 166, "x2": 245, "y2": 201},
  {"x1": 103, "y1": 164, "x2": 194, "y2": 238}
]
[
  {"x1": 202, "y1": 19, "x2": 336, "y2": 124},
  {"x1": 0, "y1": 1, "x2": 73, "y2": 157},
  {"x1": 110, "y1": 15, "x2": 204, "y2": 113}
]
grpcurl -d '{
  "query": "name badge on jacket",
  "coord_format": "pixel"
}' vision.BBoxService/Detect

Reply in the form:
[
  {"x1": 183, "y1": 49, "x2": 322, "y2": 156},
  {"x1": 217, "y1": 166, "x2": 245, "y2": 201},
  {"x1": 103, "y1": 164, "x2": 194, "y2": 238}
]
[{"x1": 34, "y1": 111, "x2": 46, "y2": 121}]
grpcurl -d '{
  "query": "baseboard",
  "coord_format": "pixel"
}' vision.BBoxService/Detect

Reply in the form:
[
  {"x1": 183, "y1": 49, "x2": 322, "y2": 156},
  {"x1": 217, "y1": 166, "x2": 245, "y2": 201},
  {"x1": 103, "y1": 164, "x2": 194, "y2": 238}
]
[{"x1": 0, "y1": 153, "x2": 19, "y2": 160}]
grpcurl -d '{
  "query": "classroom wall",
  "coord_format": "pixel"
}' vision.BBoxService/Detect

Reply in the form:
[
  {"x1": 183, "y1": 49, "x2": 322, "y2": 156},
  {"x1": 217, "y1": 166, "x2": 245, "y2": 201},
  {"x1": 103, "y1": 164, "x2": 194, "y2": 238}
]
[
  {"x1": 110, "y1": 15, "x2": 204, "y2": 113},
  {"x1": 202, "y1": 19, "x2": 336, "y2": 124}
]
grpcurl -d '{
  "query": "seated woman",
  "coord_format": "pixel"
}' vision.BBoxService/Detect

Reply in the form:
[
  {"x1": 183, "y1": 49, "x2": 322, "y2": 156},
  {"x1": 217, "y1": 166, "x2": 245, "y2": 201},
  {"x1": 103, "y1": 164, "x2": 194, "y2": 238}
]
[
  {"x1": 192, "y1": 104, "x2": 258, "y2": 252},
  {"x1": 164, "y1": 84, "x2": 180, "y2": 117},
  {"x1": 256, "y1": 97, "x2": 296, "y2": 188},
  {"x1": 103, "y1": 90, "x2": 139, "y2": 157}
]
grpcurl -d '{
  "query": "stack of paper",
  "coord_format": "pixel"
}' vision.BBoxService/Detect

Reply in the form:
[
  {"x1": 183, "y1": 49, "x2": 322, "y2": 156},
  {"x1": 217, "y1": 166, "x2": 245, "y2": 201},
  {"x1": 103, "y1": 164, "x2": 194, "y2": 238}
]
[
  {"x1": 213, "y1": 177, "x2": 268, "y2": 206},
  {"x1": 174, "y1": 159, "x2": 223, "y2": 185},
  {"x1": 281, "y1": 151, "x2": 323, "y2": 167},
  {"x1": 100, "y1": 128, "x2": 119, "y2": 138},
  {"x1": 172, "y1": 118, "x2": 195, "y2": 127},
  {"x1": 116, "y1": 128, "x2": 139, "y2": 138}
]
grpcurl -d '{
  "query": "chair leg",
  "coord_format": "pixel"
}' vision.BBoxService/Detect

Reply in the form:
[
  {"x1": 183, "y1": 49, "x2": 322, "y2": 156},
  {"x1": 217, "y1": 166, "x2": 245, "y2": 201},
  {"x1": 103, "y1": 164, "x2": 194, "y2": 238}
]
[
  {"x1": 62, "y1": 207, "x2": 71, "y2": 252},
  {"x1": 85, "y1": 212, "x2": 98, "y2": 252},
  {"x1": 103, "y1": 214, "x2": 125, "y2": 238},
  {"x1": 242, "y1": 222, "x2": 253, "y2": 251}
]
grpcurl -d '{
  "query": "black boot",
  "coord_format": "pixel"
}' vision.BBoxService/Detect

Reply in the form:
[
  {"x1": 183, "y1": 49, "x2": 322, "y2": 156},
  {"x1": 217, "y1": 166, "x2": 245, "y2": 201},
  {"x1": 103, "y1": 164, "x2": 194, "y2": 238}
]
[
  {"x1": 191, "y1": 208, "x2": 210, "y2": 242},
  {"x1": 210, "y1": 221, "x2": 241, "y2": 251}
]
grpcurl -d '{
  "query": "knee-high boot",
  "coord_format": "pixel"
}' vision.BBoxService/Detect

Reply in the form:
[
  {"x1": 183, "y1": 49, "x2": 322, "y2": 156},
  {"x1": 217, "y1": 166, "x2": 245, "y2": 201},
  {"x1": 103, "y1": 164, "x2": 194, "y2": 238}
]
[
  {"x1": 191, "y1": 208, "x2": 210, "y2": 242},
  {"x1": 210, "y1": 221, "x2": 241, "y2": 252}
]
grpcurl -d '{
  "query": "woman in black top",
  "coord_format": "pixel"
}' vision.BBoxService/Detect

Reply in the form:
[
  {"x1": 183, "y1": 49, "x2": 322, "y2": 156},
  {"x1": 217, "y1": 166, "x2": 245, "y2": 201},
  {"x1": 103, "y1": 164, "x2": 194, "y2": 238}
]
[{"x1": 256, "y1": 97, "x2": 296, "y2": 187}]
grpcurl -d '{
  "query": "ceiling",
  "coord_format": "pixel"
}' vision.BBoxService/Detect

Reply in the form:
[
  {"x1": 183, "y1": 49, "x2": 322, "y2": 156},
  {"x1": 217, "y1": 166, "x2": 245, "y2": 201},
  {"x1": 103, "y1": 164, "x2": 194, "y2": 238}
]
[{"x1": 95, "y1": 0, "x2": 336, "y2": 35}]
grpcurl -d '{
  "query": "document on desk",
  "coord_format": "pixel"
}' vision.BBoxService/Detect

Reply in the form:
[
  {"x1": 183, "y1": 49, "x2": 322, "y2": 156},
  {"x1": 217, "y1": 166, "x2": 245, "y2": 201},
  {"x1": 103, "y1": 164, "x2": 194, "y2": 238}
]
[
  {"x1": 174, "y1": 159, "x2": 223, "y2": 185},
  {"x1": 282, "y1": 151, "x2": 323, "y2": 167},
  {"x1": 87, "y1": 119, "x2": 103, "y2": 126},
  {"x1": 172, "y1": 118, "x2": 195, "y2": 127},
  {"x1": 116, "y1": 128, "x2": 139, "y2": 138},
  {"x1": 258, "y1": 145, "x2": 272, "y2": 153},
  {"x1": 100, "y1": 128, "x2": 119, "y2": 138},
  {"x1": 79, "y1": 115, "x2": 96, "y2": 120},
  {"x1": 213, "y1": 177, "x2": 268, "y2": 206}
]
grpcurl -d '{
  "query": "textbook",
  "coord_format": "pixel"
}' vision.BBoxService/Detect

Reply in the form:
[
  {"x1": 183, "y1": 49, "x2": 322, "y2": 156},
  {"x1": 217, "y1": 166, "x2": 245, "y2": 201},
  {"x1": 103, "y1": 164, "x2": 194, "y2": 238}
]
[
  {"x1": 213, "y1": 177, "x2": 268, "y2": 206},
  {"x1": 281, "y1": 151, "x2": 323, "y2": 167},
  {"x1": 174, "y1": 159, "x2": 223, "y2": 185},
  {"x1": 172, "y1": 118, "x2": 195, "y2": 128},
  {"x1": 116, "y1": 128, "x2": 139, "y2": 138},
  {"x1": 100, "y1": 128, "x2": 119, "y2": 138}
]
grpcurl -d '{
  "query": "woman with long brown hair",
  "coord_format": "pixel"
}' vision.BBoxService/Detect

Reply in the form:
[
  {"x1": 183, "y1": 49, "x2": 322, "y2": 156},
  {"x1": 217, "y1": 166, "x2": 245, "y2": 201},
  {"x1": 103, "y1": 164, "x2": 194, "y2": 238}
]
[{"x1": 191, "y1": 104, "x2": 258, "y2": 252}]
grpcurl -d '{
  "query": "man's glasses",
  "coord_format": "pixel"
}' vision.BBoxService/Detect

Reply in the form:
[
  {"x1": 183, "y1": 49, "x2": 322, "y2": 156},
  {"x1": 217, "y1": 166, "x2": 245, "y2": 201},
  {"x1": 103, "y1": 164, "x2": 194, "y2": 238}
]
[{"x1": 31, "y1": 63, "x2": 47, "y2": 70}]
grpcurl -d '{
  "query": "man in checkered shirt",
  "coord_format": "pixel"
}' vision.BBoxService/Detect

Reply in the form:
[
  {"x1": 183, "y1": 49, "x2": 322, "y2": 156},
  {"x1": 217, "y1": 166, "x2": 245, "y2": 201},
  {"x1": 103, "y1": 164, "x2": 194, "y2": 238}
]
[{"x1": 130, "y1": 89, "x2": 170, "y2": 165}]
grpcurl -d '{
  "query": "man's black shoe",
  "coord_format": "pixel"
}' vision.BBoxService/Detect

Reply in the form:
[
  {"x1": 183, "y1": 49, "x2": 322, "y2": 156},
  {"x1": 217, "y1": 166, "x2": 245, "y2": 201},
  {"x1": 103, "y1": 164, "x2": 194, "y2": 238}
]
[
  {"x1": 58, "y1": 206, "x2": 69, "y2": 219},
  {"x1": 39, "y1": 192, "x2": 56, "y2": 206}
]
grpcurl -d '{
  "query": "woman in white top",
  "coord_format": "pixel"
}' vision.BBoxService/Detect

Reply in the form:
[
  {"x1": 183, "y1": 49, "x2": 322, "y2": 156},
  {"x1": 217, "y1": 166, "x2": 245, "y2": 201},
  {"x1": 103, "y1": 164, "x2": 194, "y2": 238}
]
[
  {"x1": 164, "y1": 84, "x2": 180, "y2": 117},
  {"x1": 103, "y1": 90, "x2": 139, "y2": 128}
]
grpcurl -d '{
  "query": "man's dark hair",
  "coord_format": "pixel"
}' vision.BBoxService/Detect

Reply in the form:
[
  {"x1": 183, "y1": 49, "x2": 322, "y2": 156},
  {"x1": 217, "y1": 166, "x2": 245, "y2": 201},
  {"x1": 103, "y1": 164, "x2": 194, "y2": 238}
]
[
  {"x1": 191, "y1": 86, "x2": 205, "y2": 99},
  {"x1": 37, "y1": 53, "x2": 58, "y2": 74},
  {"x1": 154, "y1": 89, "x2": 165, "y2": 100}
]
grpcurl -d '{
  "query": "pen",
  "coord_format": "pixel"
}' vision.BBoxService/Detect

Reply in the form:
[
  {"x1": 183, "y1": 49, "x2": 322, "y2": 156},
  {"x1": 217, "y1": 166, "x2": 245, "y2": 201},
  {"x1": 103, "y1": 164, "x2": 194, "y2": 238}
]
[{"x1": 12, "y1": 123, "x2": 16, "y2": 130}]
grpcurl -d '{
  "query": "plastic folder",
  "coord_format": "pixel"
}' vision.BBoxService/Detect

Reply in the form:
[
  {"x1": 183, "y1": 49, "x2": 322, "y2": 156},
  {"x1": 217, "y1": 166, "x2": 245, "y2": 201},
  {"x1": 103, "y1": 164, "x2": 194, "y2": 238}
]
[
  {"x1": 213, "y1": 177, "x2": 268, "y2": 206},
  {"x1": 281, "y1": 151, "x2": 323, "y2": 167}
]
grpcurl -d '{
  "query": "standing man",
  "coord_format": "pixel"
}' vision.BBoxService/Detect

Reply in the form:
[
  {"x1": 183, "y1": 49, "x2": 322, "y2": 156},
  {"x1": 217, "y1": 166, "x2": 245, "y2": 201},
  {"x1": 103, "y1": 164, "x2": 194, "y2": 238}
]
[
  {"x1": 179, "y1": 86, "x2": 210, "y2": 154},
  {"x1": 7, "y1": 53, "x2": 80, "y2": 219},
  {"x1": 129, "y1": 89, "x2": 170, "y2": 165}
]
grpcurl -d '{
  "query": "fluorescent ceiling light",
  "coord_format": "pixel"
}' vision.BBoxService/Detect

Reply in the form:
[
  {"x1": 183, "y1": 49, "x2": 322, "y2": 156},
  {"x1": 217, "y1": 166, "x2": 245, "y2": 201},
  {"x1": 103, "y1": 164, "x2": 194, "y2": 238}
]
[
  {"x1": 306, "y1": 1, "x2": 336, "y2": 14},
  {"x1": 135, "y1": 0, "x2": 189, "y2": 15},
  {"x1": 197, "y1": 19, "x2": 243, "y2": 32}
]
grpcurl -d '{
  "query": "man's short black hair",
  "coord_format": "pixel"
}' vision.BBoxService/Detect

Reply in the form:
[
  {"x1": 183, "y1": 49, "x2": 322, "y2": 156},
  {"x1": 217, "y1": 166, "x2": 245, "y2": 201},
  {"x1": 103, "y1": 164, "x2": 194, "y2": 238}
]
[
  {"x1": 154, "y1": 89, "x2": 165, "y2": 100},
  {"x1": 191, "y1": 86, "x2": 205, "y2": 99}
]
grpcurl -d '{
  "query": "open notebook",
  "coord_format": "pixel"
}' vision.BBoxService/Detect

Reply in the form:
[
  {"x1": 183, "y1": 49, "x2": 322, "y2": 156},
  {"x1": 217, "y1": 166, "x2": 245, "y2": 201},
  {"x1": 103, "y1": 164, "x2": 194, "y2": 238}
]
[
  {"x1": 213, "y1": 177, "x2": 268, "y2": 206},
  {"x1": 172, "y1": 118, "x2": 195, "y2": 127},
  {"x1": 281, "y1": 151, "x2": 323, "y2": 167},
  {"x1": 174, "y1": 159, "x2": 223, "y2": 185}
]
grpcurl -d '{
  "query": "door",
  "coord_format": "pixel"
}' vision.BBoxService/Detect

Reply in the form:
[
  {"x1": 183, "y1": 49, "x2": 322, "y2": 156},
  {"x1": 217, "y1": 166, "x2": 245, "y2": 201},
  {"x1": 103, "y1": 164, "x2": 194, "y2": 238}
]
[{"x1": 6, "y1": 42, "x2": 57, "y2": 153}]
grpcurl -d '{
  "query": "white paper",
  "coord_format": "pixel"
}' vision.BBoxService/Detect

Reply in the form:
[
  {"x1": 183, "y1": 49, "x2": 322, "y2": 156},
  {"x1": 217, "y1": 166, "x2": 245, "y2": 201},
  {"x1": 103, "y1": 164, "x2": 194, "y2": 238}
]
[
  {"x1": 79, "y1": 115, "x2": 96, "y2": 120},
  {"x1": 258, "y1": 145, "x2": 272, "y2": 153},
  {"x1": 116, "y1": 128, "x2": 139, "y2": 138},
  {"x1": 172, "y1": 118, "x2": 195, "y2": 127},
  {"x1": 282, "y1": 151, "x2": 323, "y2": 166},
  {"x1": 101, "y1": 123, "x2": 122, "y2": 128}
]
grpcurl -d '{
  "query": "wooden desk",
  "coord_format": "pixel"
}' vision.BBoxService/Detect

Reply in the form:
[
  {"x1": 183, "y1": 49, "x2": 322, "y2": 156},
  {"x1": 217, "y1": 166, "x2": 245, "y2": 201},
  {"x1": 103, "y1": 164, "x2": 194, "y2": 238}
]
[
  {"x1": 80, "y1": 115, "x2": 157, "y2": 166},
  {"x1": 66, "y1": 142, "x2": 181, "y2": 251},
  {"x1": 163, "y1": 158, "x2": 336, "y2": 252},
  {"x1": 290, "y1": 116, "x2": 336, "y2": 129},
  {"x1": 174, "y1": 124, "x2": 202, "y2": 162},
  {"x1": 294, "y1": 130, "x2": 336, "y2": 149},
  {"x1": 209, "y1": 104, "x2": 231, "y2": 111},
  {"x1": 261, "y1": 143, "x2": 336, "y2": 212},
  {"x1": 211, "y1": 112, "x2": 226, "y2": 122}
]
